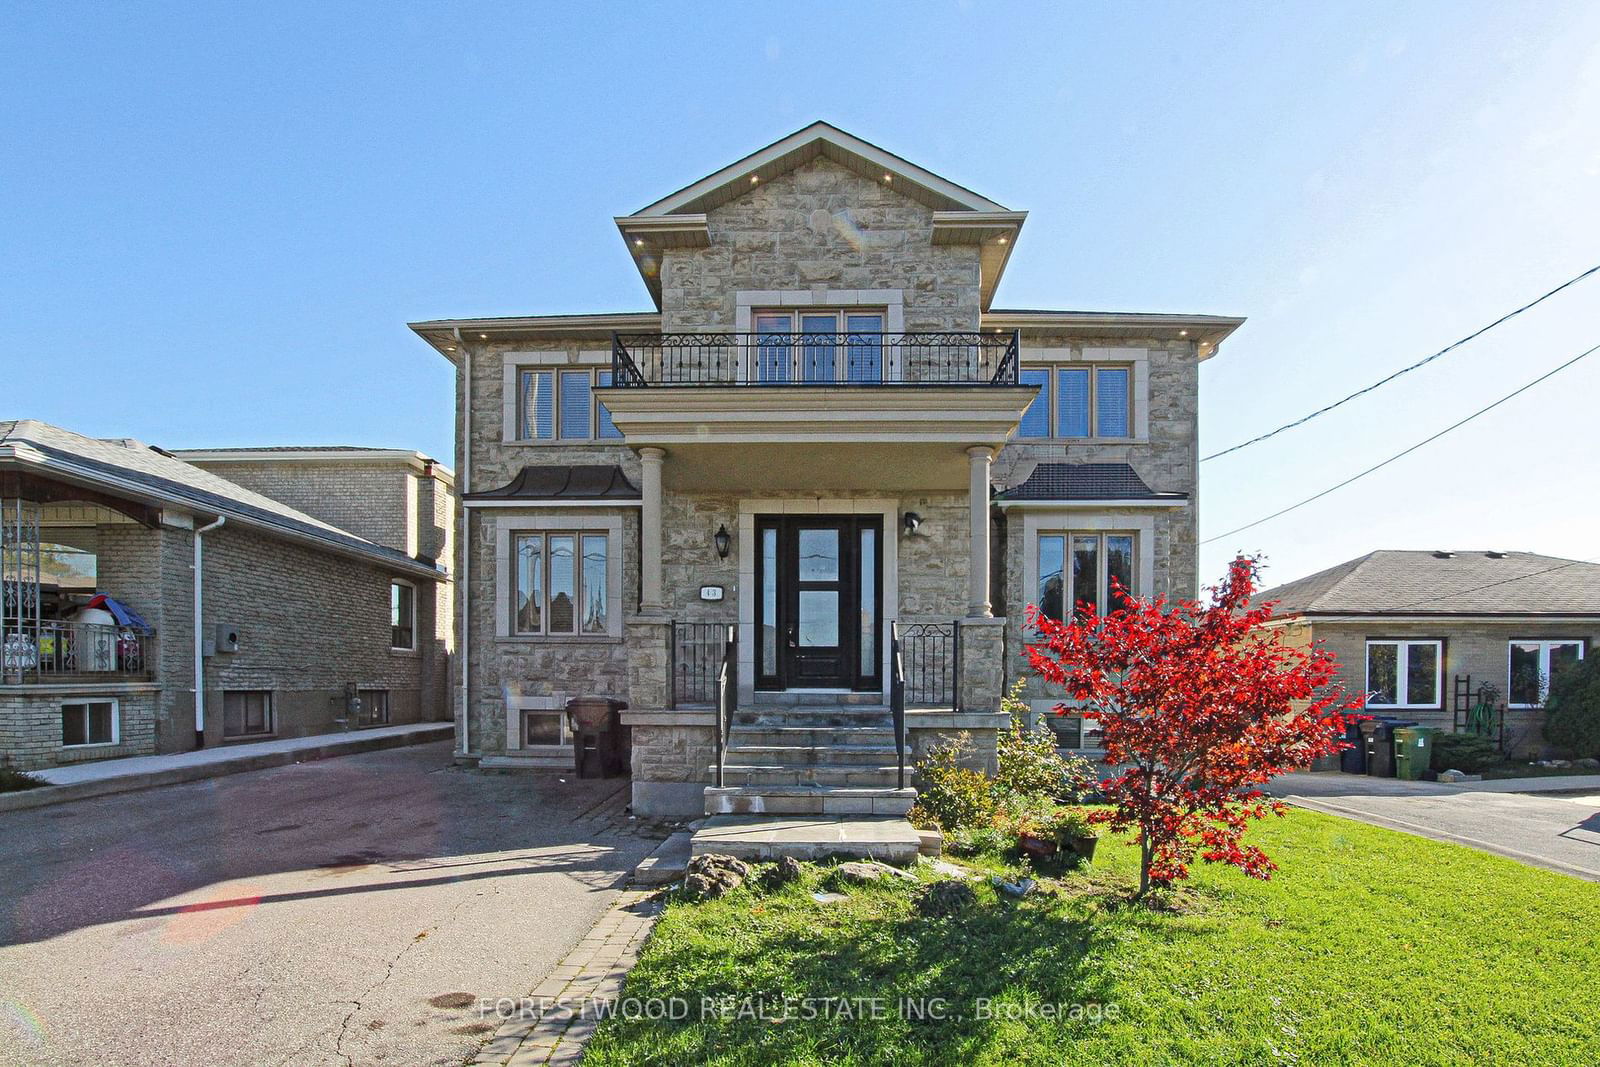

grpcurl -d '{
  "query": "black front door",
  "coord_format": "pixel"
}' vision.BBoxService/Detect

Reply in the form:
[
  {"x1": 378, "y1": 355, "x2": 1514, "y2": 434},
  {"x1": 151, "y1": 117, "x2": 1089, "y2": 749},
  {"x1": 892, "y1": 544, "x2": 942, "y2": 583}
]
[{"x1": 755, "y1": 515, "x2": 882, "y2": 691}]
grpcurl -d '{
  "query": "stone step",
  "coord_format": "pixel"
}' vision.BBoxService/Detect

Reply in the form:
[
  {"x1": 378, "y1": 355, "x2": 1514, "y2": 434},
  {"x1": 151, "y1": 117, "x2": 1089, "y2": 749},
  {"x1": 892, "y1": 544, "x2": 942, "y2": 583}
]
[
  {"x1": 690, "y1": 814, "x2": 923, "y2": 865},
  {"x1": 714, "y1": 764, "x2": 902, "y2": 788},
  {"x1": 734, "y1": 707, "x2": 893, "y2": 728},
  {"x1": 724, "y1": 743, "x2": 900, "y2": 766},
  {"x1": 728, "y1": 726, "x2": 897, "y2": 748},
  {"x1": 704, "y1": 785, "x2": 916, "y2": 817},
  {"x1": 745, "y1": 691, "x2": 886, "y2": 707}
]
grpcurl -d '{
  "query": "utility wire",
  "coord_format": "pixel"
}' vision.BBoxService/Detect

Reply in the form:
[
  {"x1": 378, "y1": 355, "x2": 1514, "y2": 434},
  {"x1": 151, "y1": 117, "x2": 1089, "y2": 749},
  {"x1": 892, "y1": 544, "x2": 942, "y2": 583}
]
[
  {"x1": 1203, "y1": 262, "x2": 1600, "y2": 462},
  {"x1": 1202, "y1": 339, "x2": 1600, "y2": 547}
]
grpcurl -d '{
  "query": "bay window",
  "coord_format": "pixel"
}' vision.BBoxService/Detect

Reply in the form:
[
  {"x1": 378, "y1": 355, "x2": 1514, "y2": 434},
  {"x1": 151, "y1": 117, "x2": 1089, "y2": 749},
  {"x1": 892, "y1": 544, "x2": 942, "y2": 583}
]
[
  {"x1": 1364, "y1": 640, "x2": 1442, "y2": 708},
  {"x1": 513, "y1": 531, "x2": 610, "y2": 636},
  {"x1": 1037, "y1": 532, "x2": 1135, "y2": 621},
  {"x1": 1508, "y1": 640, "x2": 1584, "y2": 707}
]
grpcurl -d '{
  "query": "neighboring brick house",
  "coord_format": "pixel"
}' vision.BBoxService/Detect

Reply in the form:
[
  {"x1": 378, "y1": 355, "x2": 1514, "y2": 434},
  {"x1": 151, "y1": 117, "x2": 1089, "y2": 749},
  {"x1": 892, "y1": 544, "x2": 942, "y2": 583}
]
[
  {"x1": 409, "y1": 121, "x2": 1241, "y2": 817},
  {"x1": 0, "y1": 421, "x2": 451, "y2": 770},
  {"x1": 1258, "y1": 550, "x2": 1600, "y2": 757}
]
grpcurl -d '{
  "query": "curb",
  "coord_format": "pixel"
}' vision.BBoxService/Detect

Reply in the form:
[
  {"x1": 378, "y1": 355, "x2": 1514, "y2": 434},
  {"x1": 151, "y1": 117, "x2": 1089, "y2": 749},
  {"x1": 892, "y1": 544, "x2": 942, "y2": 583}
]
[{"x1": 0, "y1": 724, "x2": 455, "y2": 814}]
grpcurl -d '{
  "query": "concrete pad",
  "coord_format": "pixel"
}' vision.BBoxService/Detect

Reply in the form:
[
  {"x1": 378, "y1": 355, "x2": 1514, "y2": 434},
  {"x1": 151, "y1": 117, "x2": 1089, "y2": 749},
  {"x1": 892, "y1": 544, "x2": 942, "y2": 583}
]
[
  {"x1": 632, "y1": 830, "x2": 693, "y2": 885},
  {"x1": 690, "y1": 815, "x2": 922, "y2": 865}
]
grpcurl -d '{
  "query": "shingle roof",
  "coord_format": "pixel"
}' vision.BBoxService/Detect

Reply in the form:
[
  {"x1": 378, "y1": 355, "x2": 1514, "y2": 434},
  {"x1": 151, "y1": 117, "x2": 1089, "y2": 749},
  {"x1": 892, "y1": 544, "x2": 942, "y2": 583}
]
[
  {"x1": 992, "y1": 463, "x2": 1187, "y2": 503},
  {"x1": 0, "y1": 420, "x2": 437, "y2": 577},
  {"x1": 466, "y1": 465, "x2": 641, "y2": 501},
  {"x1": 1259, "y1": 550, "x2": 1600, "y2": 616}
]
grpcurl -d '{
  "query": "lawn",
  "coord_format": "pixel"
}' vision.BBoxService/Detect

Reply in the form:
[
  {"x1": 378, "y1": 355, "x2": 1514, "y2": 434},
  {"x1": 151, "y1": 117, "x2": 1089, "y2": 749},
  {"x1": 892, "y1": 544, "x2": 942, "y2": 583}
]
[{"x1": 584, "y1": 811, "x2": 1600, "y2": 1066}]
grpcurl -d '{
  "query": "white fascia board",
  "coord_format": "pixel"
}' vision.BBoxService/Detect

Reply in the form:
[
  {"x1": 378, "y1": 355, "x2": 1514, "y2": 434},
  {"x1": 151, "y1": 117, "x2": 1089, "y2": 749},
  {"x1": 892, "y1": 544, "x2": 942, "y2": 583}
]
[{"x1": 993, "y1": 498, "x2": 1189, "y2": 510}]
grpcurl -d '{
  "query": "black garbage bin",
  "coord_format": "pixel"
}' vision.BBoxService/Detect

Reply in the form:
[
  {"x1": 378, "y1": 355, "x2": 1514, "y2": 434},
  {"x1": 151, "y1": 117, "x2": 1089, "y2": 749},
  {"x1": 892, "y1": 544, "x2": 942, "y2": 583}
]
[
  {"x1": 565, "y1": 696, "x2": 629, "y2": 778},
  {"x1": 1360, "y1": 718, "x2": 1416, "y2": 777},
  {"x1": 1339, "y1": 719, "x2": 1368, "y2": 774}
]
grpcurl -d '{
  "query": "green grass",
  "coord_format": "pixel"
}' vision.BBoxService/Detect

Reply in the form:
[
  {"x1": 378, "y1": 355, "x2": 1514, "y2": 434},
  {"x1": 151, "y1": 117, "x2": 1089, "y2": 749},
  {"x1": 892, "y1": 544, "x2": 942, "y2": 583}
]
[
  {"x1": 1479, "y1": 762, "x2": 1600, "y2": 780},
  {"x1": 585, "y1": 811, "x2": 1600, "y2": 1066},
  {"x1": 0, "y1": 767, "x2": 47, "y2": 793}
]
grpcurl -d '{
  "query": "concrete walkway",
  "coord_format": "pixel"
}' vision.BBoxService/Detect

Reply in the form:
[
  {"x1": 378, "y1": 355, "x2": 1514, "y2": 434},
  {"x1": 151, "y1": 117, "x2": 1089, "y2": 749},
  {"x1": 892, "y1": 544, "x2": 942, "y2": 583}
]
[
  {"x1": 1, "y1": 721, "x2": 454, "y2": 812},
  {"x1": 1272, "y1": 771, "x2": 1600, "y2": 881}
]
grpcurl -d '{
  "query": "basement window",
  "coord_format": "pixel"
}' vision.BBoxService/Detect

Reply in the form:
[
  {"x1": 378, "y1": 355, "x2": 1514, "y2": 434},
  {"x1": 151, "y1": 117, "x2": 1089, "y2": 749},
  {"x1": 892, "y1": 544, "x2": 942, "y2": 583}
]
[{"x1": 61, "y1": 700, "x2": 117, "y2": 746}]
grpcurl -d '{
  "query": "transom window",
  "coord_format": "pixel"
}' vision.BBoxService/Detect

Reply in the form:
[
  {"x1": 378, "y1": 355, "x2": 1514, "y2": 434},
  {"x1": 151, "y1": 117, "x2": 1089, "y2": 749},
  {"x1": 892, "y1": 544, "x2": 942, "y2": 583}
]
[
  {"x1": 1037, "y1": 532, "x2": 1136, "y2": 621},
  {"x1": 61, "y1": 700, "x2": 117, "y2": 746},
  {"x1": 518, "y1": 368, "x2": 623, "y2": 441},
  {"x1": 513, "y1": 531, "x2": 610, "y2": 635},
  {"x1": 390, "y1": 581, "x2": 415, "y2": 650},
  {"x1": 1508, "y1": 640, "x2": 1585, "y2": 707},
  {"x1": 223, "y1": 690, "x2": 273, "y2": 738},
  {"x1": 752, "y1": 309, "x2": 886, "y2": 383},
  {"x1": 1017, "y1": 364, "x2": 1132, "y2": 439},
  {"x1": 1365, "y1": 640, "x2": 1441, "y2": 708}
]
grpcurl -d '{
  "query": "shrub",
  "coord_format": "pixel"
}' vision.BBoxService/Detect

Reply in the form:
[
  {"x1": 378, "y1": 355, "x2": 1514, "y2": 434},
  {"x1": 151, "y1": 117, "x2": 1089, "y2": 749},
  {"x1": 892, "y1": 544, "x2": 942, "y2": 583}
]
[
  {"x1": 1544, "y1": 654, "x2": 1600, "y2": 758},
  {"x1": 1430, "y1": 732, "x2": 1500, "y2": 773},
  {"x1": 907, "y1": 735, "x2": 1000, "y2": 832},
  {"x1": 0, "y1": 766, "x2": 47, "y2": 794},
  {"x1": 995, "y1": 679, "x2": 1097, "y2": 801}
]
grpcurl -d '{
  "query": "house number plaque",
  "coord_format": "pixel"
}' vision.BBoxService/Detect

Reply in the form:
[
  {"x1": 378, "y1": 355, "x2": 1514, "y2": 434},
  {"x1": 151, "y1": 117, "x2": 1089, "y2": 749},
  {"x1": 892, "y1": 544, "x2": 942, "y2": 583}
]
[{"x1": 699, "y1": 585, "x2": 724, "y2": 601}]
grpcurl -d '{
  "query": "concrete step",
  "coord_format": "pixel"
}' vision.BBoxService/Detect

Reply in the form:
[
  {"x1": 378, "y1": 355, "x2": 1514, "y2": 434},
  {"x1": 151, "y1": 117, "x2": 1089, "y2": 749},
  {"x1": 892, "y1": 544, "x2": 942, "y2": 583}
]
[
  {"x1": 745, "y1": 691, "x2": 886, "y2": 707},
  {"x1": 724, "y1": 743, "x2": 900, "y2": 766},
  {"x1": 704, "y1": 785, "x2": 916, "y2": 817},
  {"x1": 734, "y1": 708, "x2": 893, "y2": 728},
  {"x1": 728, "y1": 726, "x2": 896, "y2": 747},
  {"x1": 715, "y1": 764, "x2": 902, "y2": 788},
  {"x1": 691, "y1": 814, "x2": 923, "y2": 864}
]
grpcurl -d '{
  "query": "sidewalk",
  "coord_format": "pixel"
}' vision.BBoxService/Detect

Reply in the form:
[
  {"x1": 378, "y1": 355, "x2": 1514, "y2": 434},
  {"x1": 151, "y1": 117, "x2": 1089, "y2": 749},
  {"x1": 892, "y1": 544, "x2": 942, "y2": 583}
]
[
  {"x1": 1272, "y1": 770, "x2": 1600, "y2": 798},
  {"x1": 1, "y1": 721, "x2": 454, "y2": 813}
]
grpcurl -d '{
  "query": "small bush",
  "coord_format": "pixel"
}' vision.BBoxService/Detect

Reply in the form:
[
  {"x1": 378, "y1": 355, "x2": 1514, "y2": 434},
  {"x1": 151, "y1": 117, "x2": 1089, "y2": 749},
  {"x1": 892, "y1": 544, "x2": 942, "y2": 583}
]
[
  {"x1": 1430, "y1": 733, "x2": 1500, "y2": 773},
  {"x1": 995, "y1": 680, "x2": 1097, "y2": 801},
  {"x1": 0, "y1": 767, "x2": 48, "y2": 793},
  {"x1": 908, "y1": 735, "x2": 1000, "y2": 832},
  {"x1": 1544, "y1": 655, "x2": 1600, "y2": 758}
]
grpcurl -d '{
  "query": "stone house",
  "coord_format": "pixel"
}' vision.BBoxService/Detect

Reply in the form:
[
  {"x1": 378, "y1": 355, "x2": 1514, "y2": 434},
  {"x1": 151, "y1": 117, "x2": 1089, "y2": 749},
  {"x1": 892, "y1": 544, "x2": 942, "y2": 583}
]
[
  {"x1": 1258, "y1": 550, "x2": 1600, "y2": 757},
  {"x1": 409, "y1": 122, "x2": 1241, "y2": 818},
  {"x1": 0, "y1": 421, "x2": 453, "y2": 770}
]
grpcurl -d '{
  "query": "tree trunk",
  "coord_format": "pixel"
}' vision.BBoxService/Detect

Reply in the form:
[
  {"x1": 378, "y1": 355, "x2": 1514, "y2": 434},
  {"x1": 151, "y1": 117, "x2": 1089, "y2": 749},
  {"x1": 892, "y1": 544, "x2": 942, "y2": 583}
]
[{"x1": 1136, "y1": 835, "x2": 1153, "y2": 899}]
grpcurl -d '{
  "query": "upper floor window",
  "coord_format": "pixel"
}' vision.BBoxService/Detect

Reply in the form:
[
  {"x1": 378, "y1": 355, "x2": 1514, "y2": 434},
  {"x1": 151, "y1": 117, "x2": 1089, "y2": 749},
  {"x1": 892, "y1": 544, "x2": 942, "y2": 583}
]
[
  {"x1": 1037, "y1": 532, "x2": 1136, "y2": 622},
  {"x1": 1365, "y1": 639, "x2": 1441, "y2": 708},
  {"x1": 753, "y1": 309, "x2": 886, "y2": 383},
  {"x1": 517, "y1": 368, "x2": 623, "y2": 442},
  {"x1": 1016, "y1": 364, "x2": 1132, "y2": 439},
  {"x1": 513, "y1": 531, "x2": 610, "y2": 636},
  {"x1": 390, "y1": 581, "x2": 415, "y2": 650},
  {"x1": 1508, "y1": 639, "x2": 1584, "y2": 707}
]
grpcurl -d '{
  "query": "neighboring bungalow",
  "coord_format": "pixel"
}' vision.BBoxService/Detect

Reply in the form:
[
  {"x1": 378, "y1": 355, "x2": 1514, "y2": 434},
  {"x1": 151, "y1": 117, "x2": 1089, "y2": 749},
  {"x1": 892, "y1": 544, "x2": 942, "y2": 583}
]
[
  {"x1": 1258, "y1": 550, "x2": 1599, "y2": 757},
  {"x1": 0, "y1": 420, "x2": 453, "y2": 770}
]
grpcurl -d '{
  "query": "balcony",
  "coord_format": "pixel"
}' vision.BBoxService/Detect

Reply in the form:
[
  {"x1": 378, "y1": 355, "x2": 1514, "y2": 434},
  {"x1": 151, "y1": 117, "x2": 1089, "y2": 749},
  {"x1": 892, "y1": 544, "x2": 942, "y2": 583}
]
[
  {"x1": 1, "y1": 620, "x2": 154, "y2": 684},
  {"x1": 612, "y1": 330, "x2": 1019, "y2": 387}
]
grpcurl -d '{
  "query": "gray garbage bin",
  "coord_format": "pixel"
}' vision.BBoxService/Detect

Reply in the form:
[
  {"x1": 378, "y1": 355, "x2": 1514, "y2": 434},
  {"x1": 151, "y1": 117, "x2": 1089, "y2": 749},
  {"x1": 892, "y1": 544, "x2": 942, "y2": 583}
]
[{"x1": 565, "y1": 696, "x2": 629, "y2": 778}]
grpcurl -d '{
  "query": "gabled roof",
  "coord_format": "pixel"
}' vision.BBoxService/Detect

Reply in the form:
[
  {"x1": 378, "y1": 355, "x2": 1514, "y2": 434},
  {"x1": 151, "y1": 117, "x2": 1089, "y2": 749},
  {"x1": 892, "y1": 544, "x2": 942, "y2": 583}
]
[
  {"x1": 465, "y1": 465, "x2": 640, "y2": 502},
  {"x1": 615, "y1": 121, "x2": 1025, "y2": 310},
  {"x1": 1259, "y1": 550, "x2": 1600, "y2": 617},
  {"x1": 0, "y1": 420, "x2": 440, "y2": 579},
  {"x1": 992, "y1": 463, "x2": 1188, "y2": 507}
]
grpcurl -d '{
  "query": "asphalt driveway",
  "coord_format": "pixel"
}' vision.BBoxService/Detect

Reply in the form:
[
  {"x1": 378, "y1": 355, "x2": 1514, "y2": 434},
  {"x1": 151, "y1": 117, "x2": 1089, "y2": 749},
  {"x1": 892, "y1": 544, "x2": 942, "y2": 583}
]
[
  {"x1": 0, "y1": 741, "x2": 661, "y2": 1066},
  {"x1": 1272, "y1": 772, "x2": 1600, "y2": 882}
]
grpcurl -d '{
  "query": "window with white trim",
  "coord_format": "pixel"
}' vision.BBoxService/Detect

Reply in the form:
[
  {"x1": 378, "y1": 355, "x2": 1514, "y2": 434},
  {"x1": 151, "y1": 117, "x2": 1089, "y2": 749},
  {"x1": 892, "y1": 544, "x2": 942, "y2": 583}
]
[
  {"x1": 390, "y1": 581, "x2": 415, "y2": 650},
  {"x1": 517, "y1": 368, "x2": 624, "y2": 441},
  {"x1": 513, "y1": 532, "x2": 610, "y2": 635},
  {"x1": 61, "y1": 700, "x2": 117, "y2": 746},
  {"x1": 1508, "y1": 639, "x2": 1585, "y2": 707},
  {"x1": 1036, "y1": 532, "x2": 1136, "y2": 621},
  {"x1": 1015, "y1": 364, "x2": 1133, "y2": 439},
  {"x1": 222, "y1": 690, "x2": 274, "y2": 738},
  {"x1": 1365, "y1": 640, "x2": 1442, "y2": 708}
]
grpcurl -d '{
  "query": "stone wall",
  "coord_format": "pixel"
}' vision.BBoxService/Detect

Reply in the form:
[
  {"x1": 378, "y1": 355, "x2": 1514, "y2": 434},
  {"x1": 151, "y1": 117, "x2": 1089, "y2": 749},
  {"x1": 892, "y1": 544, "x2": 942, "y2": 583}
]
[
  {"x1": 0, "y1": 686, "x2": 159, "y2": 770},
  {"x1": 660, "y1": 156, "x2": 982, "y2": 333}
]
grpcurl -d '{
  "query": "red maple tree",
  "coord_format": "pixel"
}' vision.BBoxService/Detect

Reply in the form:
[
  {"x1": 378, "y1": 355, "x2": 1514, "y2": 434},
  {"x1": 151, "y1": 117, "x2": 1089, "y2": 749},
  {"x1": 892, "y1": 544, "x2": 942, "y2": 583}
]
[{"x1": 1027, "y1": 555, "x2": 1357, "y2": 898}]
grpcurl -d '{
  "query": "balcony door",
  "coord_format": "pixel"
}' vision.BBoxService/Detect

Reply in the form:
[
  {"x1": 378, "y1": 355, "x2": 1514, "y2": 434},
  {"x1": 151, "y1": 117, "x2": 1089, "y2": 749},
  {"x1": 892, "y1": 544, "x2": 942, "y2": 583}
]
[
  {"x1": 755, "y1": 515, "x2": 882, "y2": 691},
  {"x1": 752, "y1": 310, "x2": 885, "y2": 384}
]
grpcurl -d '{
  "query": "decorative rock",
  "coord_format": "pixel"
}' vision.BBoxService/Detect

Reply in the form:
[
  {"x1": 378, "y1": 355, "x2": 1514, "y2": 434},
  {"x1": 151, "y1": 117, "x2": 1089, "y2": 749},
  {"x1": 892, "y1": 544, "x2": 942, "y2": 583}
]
[
  {"x1": 1437, "y1": 769, "x2": 1483, "y2": 784},
  {"x1": 833, "y1": 861, "x2": 887, "y2": 885},
  {"x1": 765, "y1": 856, "x2": 804, "y2": 888},
  {"x1": 1576, "y1": 758, "x2": 1600, "y2": 769},
  {"x1": 681, "y1": 854, "x2": 752, "y2": 900},
  {"x1": 916, "y1": 880, "x2": 976, "y2": 918},
  {"x1": 927, "y1": 859, "x2": 978, "y2": 881}
]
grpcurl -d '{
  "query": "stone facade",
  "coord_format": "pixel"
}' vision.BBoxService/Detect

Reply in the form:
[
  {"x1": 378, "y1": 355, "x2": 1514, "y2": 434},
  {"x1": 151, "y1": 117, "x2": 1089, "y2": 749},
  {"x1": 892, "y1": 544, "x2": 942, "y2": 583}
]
[{"x1": 1295, "y1": 618, "x2": 1600, "y2": 758}]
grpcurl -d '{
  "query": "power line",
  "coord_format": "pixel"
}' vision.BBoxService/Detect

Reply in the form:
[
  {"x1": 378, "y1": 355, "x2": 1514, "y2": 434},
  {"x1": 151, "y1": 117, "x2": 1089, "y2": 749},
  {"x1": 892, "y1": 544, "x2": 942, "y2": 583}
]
[
  {"x1": 1203, "y1": 262, "x2": 1600, "y2": 462},
  {"x1": 1202, "y1": 339, "x2": 1600, "y2": 547}
]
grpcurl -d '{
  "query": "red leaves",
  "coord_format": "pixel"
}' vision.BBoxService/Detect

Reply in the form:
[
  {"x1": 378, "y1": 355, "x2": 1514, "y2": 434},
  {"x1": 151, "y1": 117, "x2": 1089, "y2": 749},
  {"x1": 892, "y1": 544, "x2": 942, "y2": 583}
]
[{"x1": 1026, "y1": 555, "x2": 1359, "y2": 896}]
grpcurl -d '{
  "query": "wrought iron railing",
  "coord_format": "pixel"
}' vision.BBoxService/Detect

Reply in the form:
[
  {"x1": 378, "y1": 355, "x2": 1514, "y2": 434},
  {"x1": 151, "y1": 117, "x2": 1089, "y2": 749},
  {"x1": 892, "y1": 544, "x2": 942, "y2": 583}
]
[
  {"x1": 713, "y1": 625, "x2": 736, "y2": 789},
  {"x1": 890, "y1": 622, "x2": 906, "y2": 790},
  {"x1": 612, "y1": 330, "x2": 1021, "y2": 387},
  {"x1": 897, "y1": 620, "x2": 960, "y2": 713},
  {"x1": 671, "y1": 621, "x2": 729, "y2": 708},
  {"x1": 1, "y1": 620, "x2": 154, "y2": 683}
]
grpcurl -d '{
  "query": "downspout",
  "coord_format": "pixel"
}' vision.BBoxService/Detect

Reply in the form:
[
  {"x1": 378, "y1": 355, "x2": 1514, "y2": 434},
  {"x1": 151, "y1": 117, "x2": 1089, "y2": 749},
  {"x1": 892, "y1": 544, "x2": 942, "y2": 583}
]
[
  {"x1": 193, "y1": 515, "x2": 226, "y2": 748},
  {"x1": 454, "y1": 327, "x2": 473, "y2": 758}
]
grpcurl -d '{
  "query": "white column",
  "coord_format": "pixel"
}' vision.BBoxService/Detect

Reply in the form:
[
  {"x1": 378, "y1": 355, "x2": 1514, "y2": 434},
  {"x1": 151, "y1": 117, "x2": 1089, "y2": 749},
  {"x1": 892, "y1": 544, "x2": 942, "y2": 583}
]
[
  {"x1": 967, "y1": 446, "x2": 992, "y2": 618},
  {"x1": 639, "y1": 446, "x2": 666, "y2": 613}
]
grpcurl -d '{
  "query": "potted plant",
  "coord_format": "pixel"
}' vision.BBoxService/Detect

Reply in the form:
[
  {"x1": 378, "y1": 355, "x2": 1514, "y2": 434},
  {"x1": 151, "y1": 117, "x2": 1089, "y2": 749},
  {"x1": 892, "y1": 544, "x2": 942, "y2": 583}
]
[{"x1": 1051, "y1": 809, "x2": 1099, "y2": 862}]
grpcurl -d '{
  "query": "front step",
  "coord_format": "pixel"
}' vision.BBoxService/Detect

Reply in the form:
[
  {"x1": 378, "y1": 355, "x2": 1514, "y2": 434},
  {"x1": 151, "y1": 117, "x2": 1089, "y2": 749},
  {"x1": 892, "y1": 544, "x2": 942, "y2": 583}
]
[
  {"x1": 725, "y1": 743, "x2": 899, "y2": 766},
  {"x1": 715, "y1": 764, "x2": 902, "y2": 788},
  {"x1": 735, "y1": 707, "x2": 893, "y2": 727},
  {"x1": 691, "y1": 814, "x2": 923, "y2": 864},
  {"x1": 728, "y1": 726, "x2": 896, "y2": 747},
  {"x1": 745, "y1": 691, "x2": 886, "y2": 707},
  {"x1": 704, "y1": 785, "x2": 916, "y2": 816}
]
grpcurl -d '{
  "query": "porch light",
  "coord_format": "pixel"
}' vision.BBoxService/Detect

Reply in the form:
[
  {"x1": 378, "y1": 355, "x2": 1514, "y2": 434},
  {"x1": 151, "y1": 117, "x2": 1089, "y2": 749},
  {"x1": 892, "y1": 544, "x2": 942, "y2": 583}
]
[
  {"x1": 903, "y1": 512, "x2": 922, "y2": 534},
  {"x1": 713, "y1": 524, "x2": 731, "y2": 559},
  {"x1": 634, "y1": 238, "x2": 644, "y2": 247}
]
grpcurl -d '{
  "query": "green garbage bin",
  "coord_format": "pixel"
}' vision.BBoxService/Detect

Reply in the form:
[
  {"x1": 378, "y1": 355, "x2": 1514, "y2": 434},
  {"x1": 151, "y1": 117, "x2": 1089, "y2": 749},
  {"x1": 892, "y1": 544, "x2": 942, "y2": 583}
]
[{"x1": 1393, "y1": 726, "x2": 1439, "y2": 781}]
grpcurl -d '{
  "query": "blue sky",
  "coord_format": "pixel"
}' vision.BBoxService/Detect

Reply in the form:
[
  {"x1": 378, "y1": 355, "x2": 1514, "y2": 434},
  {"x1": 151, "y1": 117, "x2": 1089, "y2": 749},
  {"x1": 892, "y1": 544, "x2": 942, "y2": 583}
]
[{"x1": 4, "y1": 2, "x2": 1598, "y2": 590}]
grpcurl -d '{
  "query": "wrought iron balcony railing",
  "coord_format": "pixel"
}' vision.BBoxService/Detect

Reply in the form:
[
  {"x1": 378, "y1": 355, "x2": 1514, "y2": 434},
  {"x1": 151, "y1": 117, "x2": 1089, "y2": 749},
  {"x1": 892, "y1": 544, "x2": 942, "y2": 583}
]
[
  {"x1": 1, "y1": 619, "x2": 154, "y2": 684},
  {"x1": 611, "y1": 330, "x2": 1020, "y2": 387}
]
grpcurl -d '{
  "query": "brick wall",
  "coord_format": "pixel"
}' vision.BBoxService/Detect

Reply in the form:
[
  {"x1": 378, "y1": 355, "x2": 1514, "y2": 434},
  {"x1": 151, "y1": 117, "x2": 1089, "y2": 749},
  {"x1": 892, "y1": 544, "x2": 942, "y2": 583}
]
[
  {"x1": 188, "y1": 460, "x2": 413, "y2": 553},
  {"x1": 0, "y1": 687, "x2": 159, "y2": 771}
]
